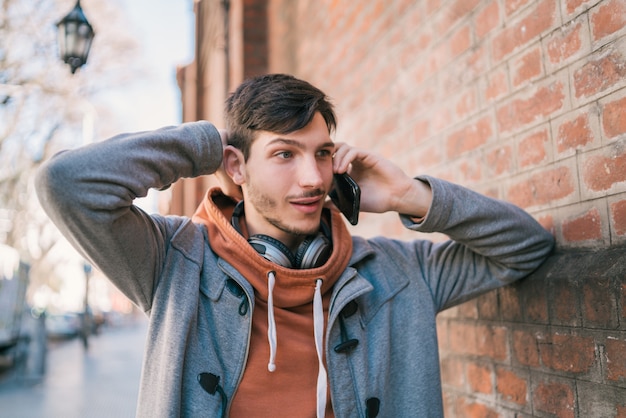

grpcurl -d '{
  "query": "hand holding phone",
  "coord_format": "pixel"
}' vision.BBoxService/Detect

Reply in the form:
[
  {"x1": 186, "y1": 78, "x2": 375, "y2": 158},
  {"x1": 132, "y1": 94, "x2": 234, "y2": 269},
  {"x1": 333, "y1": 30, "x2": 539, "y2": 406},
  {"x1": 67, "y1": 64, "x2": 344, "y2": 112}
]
[{"x1": 329, "y1": 173, "x2": 360, "y2": 225}]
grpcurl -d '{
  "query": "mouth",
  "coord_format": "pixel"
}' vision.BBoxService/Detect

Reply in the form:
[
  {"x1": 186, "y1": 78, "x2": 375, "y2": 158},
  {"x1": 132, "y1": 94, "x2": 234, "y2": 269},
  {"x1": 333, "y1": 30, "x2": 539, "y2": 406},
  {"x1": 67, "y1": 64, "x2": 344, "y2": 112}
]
[{"x1": 290, "y1": 195, "x2": 324, "y2": 213}]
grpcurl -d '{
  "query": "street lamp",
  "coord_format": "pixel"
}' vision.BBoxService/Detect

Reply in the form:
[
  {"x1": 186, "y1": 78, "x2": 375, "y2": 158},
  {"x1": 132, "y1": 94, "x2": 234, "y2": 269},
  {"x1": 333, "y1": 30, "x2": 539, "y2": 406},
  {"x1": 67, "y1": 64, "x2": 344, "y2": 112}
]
[{"x1": 56, "y1": 0, "x2": 95, "y2": 74}]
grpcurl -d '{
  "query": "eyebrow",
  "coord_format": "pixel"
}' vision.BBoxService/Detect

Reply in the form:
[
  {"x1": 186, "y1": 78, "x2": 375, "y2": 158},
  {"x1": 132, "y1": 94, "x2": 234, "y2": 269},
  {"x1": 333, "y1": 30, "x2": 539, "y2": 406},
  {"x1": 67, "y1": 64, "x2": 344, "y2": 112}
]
[{"x1": 266, "y1": 138, "x2": 335, "y2": 150}]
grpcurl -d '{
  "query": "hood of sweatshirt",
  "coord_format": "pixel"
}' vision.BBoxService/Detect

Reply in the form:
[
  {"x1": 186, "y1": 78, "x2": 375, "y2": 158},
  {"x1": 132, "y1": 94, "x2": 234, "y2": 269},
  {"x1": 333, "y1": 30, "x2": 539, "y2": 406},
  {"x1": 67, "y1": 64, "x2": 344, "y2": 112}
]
[{"x1": 192, "y1": 188, "x2": 353, "y2": 306}]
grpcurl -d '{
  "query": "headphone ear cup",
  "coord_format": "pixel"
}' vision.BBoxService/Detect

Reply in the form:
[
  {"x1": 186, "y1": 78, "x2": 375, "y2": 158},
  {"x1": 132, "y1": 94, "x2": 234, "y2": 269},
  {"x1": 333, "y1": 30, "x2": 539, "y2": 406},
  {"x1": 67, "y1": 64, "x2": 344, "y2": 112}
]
[
  {"x1": 232, "y1": 200, "x2": 333, "y2": 269},
  {"x1": 248, "y1": 235, "x2": 296, "y2": 268},
  {"x1": 294, "y1": 233, "x2": 332, "y2": 269}
]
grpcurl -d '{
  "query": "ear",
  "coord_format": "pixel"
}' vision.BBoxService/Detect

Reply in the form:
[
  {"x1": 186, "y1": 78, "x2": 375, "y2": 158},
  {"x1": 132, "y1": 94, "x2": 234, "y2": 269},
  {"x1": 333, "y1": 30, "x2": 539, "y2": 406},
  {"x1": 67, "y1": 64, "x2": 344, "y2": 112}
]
[{"x1": 223, "y1": 145, "x2": 246, "y2": 185}]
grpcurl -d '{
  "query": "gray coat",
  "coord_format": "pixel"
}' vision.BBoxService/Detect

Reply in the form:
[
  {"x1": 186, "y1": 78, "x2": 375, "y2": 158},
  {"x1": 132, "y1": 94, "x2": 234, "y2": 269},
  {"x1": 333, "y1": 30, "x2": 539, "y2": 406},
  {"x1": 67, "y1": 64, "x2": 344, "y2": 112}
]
[{"x1": 36, "y1": 122, "x2": 554, "y2": 417}]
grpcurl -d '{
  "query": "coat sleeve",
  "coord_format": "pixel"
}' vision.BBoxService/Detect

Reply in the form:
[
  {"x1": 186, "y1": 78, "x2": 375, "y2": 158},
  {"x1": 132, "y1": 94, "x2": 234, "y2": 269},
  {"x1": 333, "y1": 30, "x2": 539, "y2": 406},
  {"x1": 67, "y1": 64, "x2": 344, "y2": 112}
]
[
  {"x1": 398, "y1": 176, "x2": 555, "y2": 311},
  {"x1": 35, "y1": 122, "x2": 223, "y2": 312}
]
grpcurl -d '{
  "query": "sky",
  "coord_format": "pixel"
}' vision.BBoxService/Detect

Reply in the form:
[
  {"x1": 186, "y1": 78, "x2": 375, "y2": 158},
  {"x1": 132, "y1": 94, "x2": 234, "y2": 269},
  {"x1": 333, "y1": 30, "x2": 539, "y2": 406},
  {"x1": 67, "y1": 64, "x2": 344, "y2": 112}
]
[{"x1": 105, "y1": 0, "x2": 195, "y2": 132}]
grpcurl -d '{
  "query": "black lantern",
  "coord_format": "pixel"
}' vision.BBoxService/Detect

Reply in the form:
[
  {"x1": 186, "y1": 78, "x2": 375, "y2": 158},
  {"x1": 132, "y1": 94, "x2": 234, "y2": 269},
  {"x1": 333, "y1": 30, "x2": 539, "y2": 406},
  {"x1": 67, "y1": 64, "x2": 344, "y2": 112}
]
[{"x1": 56, "y1": 0, "x2": 95, "y2": 74}]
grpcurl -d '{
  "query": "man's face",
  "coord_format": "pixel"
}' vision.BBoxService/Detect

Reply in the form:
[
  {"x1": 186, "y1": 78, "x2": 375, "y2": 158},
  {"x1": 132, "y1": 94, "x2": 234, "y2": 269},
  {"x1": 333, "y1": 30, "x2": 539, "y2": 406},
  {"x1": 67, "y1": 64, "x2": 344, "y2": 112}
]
[{"x1": 240, "y1": 112, "x2": 335, "y2": 248}]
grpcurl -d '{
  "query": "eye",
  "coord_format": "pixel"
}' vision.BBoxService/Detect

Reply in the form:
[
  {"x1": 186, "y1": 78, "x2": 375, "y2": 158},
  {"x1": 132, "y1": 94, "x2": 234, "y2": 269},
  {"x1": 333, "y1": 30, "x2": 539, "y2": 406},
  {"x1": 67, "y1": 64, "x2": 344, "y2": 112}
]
[
  {"x1": 317, "y1": 149, "x2": 333, "y2": 158},
  {"x1": 276, "y1": 151, "x2": 292, "y2": 159}
]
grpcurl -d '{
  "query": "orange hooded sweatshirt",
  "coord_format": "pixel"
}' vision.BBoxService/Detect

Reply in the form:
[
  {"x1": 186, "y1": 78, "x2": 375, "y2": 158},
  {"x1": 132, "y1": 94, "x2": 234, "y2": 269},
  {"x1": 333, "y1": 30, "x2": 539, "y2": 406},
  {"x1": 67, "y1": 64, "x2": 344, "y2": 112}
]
[{"x1": 192, "y1": 189, "x2": 353, "y2": 417}]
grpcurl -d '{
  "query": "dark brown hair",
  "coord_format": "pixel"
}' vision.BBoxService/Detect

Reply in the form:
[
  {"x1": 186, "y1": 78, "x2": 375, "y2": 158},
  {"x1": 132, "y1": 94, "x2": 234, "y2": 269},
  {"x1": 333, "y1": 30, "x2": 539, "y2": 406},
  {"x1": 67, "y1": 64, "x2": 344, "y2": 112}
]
[{"x1": 224, "y1": 74, "x2": 337, "y2": 160}]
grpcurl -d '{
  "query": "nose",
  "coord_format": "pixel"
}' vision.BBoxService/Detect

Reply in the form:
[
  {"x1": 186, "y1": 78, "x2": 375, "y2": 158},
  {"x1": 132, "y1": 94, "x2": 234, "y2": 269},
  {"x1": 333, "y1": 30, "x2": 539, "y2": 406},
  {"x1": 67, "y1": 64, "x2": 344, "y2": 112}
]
[{"x1": 298, "y1": 156, "x2": 324, "y2": 189}]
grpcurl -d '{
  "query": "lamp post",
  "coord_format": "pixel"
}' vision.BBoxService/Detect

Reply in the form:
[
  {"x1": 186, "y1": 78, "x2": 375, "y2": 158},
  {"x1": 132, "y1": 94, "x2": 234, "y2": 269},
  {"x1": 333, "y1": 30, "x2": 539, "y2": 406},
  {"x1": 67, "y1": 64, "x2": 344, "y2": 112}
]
[
  {"x1": 56, "y1": 0, "x2": 95, "y2": 74},
  {"x1": 81, "y1": 262, "x2": 92, "y2": 350}
]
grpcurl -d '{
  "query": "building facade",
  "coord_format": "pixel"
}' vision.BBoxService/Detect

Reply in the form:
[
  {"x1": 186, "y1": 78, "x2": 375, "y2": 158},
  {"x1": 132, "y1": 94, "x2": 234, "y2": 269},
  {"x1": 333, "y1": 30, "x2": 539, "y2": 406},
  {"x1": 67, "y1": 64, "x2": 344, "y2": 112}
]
[{"x1": 171, "y1": 0, "x2": 626, "y2": 415}]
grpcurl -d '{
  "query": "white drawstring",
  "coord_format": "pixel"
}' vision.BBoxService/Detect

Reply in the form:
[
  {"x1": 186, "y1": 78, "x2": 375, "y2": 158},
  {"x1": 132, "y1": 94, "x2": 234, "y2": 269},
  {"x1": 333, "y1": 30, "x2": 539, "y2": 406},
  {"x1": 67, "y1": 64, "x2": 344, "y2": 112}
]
[
  {"x1": 267, "y1": 271, "x2": 277, "y2": 372},
  {"x1": 265, "y1": 273, "x2": 327, "y2": 417},
  {"x1": 313, "y1": 279, "x2": 327, "y2": 418}
]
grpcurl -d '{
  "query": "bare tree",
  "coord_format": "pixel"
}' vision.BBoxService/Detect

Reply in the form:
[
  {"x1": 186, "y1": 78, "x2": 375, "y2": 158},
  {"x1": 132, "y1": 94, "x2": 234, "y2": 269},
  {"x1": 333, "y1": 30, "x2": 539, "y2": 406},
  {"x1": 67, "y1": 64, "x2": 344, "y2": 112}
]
[{"x1": 0, "y1": 0, "x2": 144, "y2": 293}]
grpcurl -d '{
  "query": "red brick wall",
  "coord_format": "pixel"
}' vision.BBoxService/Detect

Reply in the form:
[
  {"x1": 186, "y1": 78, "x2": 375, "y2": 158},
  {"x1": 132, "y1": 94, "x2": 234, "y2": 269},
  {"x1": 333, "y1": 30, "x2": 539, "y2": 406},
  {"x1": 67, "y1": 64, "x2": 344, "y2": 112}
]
[
  {"x1": 184, "y1": 0, "x2": 626, "y2": 415},
  {"x1": 264, "y1": 1, "x2": 626, "y2": 416},
  {"x1": 437, "y1": 247, "x2": 626, "y2": 417},
  {"x1": 267, "y1": 0, "x2": 626, "y2": 249}
]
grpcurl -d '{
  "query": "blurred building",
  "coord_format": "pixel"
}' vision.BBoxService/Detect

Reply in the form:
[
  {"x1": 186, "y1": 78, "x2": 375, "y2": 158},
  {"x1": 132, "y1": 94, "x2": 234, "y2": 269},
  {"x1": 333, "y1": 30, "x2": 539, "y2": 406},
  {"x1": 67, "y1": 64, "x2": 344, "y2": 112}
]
[
  {"x1": 169, "y1": 0, "x2": 270, "y2": 216},
  {"x1": 169, "y1": 1, "x2": 626, "y2": 416}
]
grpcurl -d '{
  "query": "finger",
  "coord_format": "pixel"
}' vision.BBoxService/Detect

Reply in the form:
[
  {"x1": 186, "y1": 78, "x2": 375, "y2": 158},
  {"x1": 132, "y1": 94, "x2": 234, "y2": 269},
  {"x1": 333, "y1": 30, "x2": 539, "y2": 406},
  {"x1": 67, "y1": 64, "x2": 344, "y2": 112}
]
[{"x1": 332, "y1": 143, "x2": 358, "y2": 173}]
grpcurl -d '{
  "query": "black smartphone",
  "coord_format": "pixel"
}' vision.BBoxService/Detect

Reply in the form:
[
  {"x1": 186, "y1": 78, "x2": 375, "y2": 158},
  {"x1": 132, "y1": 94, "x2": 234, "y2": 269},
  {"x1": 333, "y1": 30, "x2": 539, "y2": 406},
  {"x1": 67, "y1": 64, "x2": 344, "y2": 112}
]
[{"x1": 329, "y1": 172, "x2": 360, "y2": 225}]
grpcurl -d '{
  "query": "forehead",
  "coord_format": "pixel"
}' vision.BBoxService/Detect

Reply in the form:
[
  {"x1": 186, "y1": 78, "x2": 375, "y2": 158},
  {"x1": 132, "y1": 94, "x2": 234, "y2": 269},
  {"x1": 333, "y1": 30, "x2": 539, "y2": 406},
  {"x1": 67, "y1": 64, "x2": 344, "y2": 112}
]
[{"x1": 253, "y1": 112, "x2": 333, "y2": 150}]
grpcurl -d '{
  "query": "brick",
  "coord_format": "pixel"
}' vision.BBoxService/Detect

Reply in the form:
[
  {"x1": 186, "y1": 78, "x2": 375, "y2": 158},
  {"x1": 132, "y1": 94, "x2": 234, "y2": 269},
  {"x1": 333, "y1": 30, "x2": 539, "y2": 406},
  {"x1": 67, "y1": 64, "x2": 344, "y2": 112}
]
[
  {"x1": 437, "y1": 317, "x2": 450, "y2": 349},
  {"x1": 562, "y1": 207, "x2": 603, "y2": 242},
  {"x1": 431, "y1": 103, "x2": 453, "y2": 135},
  {"x1": 565, "y1": 0, "x2": 594, "y2": 16},
  {"x1": 435, "y1": 0, "x2": 481, "y2": 35},
  {"x1": 405, "y1": 86, "x2": 436, "y2": 120},
  {"x1": 521, "y1": 277, "x2": 550, "y2": 323},
  {"x1": 446, "y1": 115, "x2": 494, "y2": 158},
  {"x1": 456, "y1": 397, "x2": 501, "y2": 418},
  {"x1": 455, "y1": 88, "x2": 478, "y2": 119},
  {"x1": 532, "y1": 379, "x2": 575, "y2": 418},
  {"x1": 450, "y1": 24, "x2": 471, "y2": 59},
  {"x1": 485, "y1": 145, "x2": 514, "y2": 177},
  {"x1": 603, "y1": 95, "x2": 626, "y2": 139},
  {"x1": 464, "y1": 44, "x2": 489, "y2": 83},
  {"x1": 547, "y1": 20, "x2": 583, "y2": 65},
  {"x1": 428, "y1": 43, "x2": 450, "y2": 80},
  {"x1": 440, "y1": 356, "x2": 466, "y2": 388},
  {"x1": 583, "y1": 278, "x2": 618, "y2": 328},
  {"x1": 582, "y1": 148, "x2": 626, "y2": 192},
  {"x1": 493, "y1": 0, "x2": 558, "y2": 62},
  {"x1": 549, "y1": 280, "x2": 581, "y2": 326},
  {"x1": 410, "y1": 142, "x2": 442, "y2": 170},
  {"x1": 518, "y1": 129, "x2": 548, "y2": 168},
  {"x1": 400, "y1": 32, "x2": 432, "y2": 70},
  {"x1": 611, "y1": 199, "x2": 626, "y2": 236},
  {"x1": 467, "y1": 362, "x2": 493, "y2": 393},
  {"x1": 477, "y1": 289, "x2": 499, "y2": 320},
  {"x1": 590, "y1": 0, "x2": 626, "y2": 42},
  {"x1": 458, "y1": 157, "x2": 483, "y2": 183},
  {"x1": 458, "y1": 299, "x2": 479, "y2": 319},
  {"x1": 557, "y1": 113, "x2": 594, "y2": 153},
  {"x1": 411, "y1": 118, "x2": 431, "y2": 141},
  {"x1": 475, "y1": 0, "x2": 500, "y2": 39},
  {"x1": 574, "y1": 50, "x2": 626, "y2": 99},
  {"x1": 480, "y1": 186, "x2": 500, "y2": 200},
  {"x1": 512, "y1": 47, "x2": 542, "y2": 87},
  {"x1": 538, "y1": 214, "x2": 556, "y2": 236},
  {"x1": 622, "y1": 282, "x2": 626, "y2": 322},
  {"x1": 499, "y1": 286, "x2": 522, "y2": 322},
  {"x1": 507, "y1": 166, "x2": 575, "y2": 208},
  {"x1": 442, "y1": 390, "x2": 455, "y2": 418},
  {"x1": 484, "y1": 67, "x2": 509, "y2": 101},
  {"x1": 496, "y1": 367, "x2": 528, "y2": 405},
  {"x1": 448, "y1": 321, "x2": 478, "y2": 355},
  {"x1": 497, "y1": 81, "x2": 565, "y2": 133},
  {"x1": 538, "y1": 333, "x2": 596, "y2": 374},
  {"x1": 605, "y1": 338, "x2": 626, "y2": 381},
  {"x1": 426, "y1": 0, "x2": 442, "y2": 16},
  {"x1": 504, "y1": 0, "x2": 533, "y2": 17},
  {"x1": 475, "y1": 324, "x2": 508, "y2": 361},
  {"x1": 577, "y1": 380, "x2": 626, "y2": 418},
  {"x1": 513, "y1": 329, "x2": 540, "y2": 367}
]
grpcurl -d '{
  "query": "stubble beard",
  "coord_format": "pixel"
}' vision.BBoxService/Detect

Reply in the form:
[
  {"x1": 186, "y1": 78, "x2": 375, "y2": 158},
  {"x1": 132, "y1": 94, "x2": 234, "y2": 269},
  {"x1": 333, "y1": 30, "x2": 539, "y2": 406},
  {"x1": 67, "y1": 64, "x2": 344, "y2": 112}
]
[{"x1": 246, "y1": 179, "x2": 321, "y2": 238}]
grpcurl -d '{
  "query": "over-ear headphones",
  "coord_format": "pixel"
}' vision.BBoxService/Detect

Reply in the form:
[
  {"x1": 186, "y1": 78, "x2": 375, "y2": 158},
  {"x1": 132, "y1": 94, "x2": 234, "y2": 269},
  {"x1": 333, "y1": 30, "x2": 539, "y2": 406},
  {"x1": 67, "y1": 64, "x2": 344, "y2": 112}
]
[{"x1": 231, "y1": 201, "x2": 332, "y2": 269}]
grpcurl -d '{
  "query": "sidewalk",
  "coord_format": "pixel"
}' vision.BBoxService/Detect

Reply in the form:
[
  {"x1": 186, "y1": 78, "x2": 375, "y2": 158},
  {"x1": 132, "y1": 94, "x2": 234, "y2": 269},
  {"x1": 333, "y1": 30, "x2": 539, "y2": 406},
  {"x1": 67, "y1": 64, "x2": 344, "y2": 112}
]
[{"x1": 0, "y1": 315, "x2": 148, "y2": 418}]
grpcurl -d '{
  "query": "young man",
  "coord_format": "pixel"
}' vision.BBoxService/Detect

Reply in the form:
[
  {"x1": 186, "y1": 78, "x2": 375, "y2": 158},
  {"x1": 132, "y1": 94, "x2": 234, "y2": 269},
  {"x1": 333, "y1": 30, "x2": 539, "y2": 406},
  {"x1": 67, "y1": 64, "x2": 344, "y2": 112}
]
[{"x1": 36, "y1": 74, "x2": 554, "y2": 417}]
